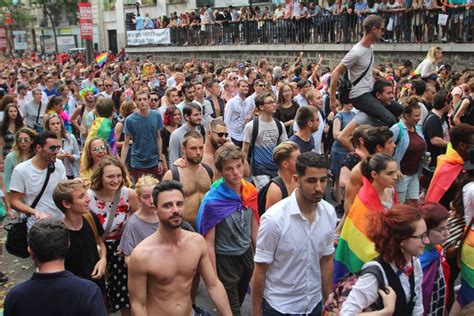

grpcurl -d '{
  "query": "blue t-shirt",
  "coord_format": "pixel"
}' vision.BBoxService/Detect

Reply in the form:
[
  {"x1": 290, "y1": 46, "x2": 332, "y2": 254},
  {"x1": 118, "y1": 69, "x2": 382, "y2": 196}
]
[
  {"x1": 44, "y1": 88, "x2": 59, "y2": 97},
  {"x1": 124, "y1": 110, "x2": 163, "y2": 168}
]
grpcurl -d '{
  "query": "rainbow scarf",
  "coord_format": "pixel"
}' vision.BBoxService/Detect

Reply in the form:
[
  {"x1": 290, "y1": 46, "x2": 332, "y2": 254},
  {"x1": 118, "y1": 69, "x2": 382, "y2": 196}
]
[
  {"x1": 87, "y1": 117, "x2": 116, "y2": 156},
  {"x1": 334, "y1": 177, "x2": 398, "y2": 283},
  {"x1": 425, "y1": 146, "x2": 464, "y2": 203},
  {"x1": 96, "y1": 52, "x2": 108, "y2": 67},
  {"x1": 47, "y1": 110, "x2": 72, "y2": 133},
  {"x1": 458, "y1": 227, "x2": 474, "y2": 307},
  {"x1": 196, "y1": 177, "x2": 259, "y2": 236}
]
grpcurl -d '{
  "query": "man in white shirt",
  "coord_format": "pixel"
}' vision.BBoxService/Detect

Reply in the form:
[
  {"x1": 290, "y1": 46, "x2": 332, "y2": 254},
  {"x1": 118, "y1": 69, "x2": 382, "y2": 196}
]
[
  {"x1": 99, "y1": 79, "x2": 114, "y2": 99},
  {"x1": 224, "y1": 79, "x2": 252, "y2": 147},
  {"x1": 10, "y1": 131, "x2": 67, "y2": 229},
  {"x1": 252, "y1": 152, "x2": 336, "y2": 315}
]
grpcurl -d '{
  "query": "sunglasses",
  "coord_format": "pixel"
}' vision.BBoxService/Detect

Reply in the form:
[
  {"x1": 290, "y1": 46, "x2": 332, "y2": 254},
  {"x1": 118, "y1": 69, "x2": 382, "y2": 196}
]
[
  {"x1": 48, "y1": 145, "x2": 61, "y2": 152},
  {"x1": 150, "y1": 98, "x2": 159, "y2": 102},
  {"x1": 17, "y1": 137, "x2": 31, "y2": 143},
  {"x1": 212, "y1": 131, "x2": 229, "y2": 138},
  {"x1": 105, "y1": 84, "x2": 113, "y2": 87},
  {"x1": 92, "y1": 145, "x2": 107, "y2": 153}
]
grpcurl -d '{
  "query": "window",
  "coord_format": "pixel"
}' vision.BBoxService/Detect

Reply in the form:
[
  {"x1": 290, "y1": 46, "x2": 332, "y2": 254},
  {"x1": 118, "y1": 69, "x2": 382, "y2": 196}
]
[{"x1": 196, "y1": 0, "x2": 214, "y2": 7}]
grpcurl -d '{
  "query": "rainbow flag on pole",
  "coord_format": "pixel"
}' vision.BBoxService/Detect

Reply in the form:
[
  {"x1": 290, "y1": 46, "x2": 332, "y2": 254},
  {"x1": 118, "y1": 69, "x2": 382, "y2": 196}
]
[
  {"x1": 334, "y1": 177, "x2": 398, "y2": 283},
  {"x1": 96, "y1": 52, "x2": 108, "y2": 67},
  {"x1": 458, "y1": 227, "x2": 474, "y2": 307}
]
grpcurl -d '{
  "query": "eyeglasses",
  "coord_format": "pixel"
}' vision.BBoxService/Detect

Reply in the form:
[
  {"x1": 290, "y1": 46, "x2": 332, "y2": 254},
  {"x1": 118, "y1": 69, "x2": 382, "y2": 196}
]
[
  {"x1": 150, "y1": 98, "x2": 159, "y2": 102},
  {"x1": 430, "y1": 226, "x2": 449, "y2": 234},
  {"x1": 92, "y1": 145, "x2": 107, "y2": 153},
  {"x1": 17, "y1": 137, "x2": 31, "y2": 143},
  {"x1": 212, "y1": 131, "x2": 229, "y2": 138},
  {"x1": 48, "y1": 145, "x2": 61, "y2": 152},
  {"x1": 263, "y1": 101, "x2": 275, "y2": 105},
  {"x1": 410, "y1": 232, "x2": 429, "y2": 242}
]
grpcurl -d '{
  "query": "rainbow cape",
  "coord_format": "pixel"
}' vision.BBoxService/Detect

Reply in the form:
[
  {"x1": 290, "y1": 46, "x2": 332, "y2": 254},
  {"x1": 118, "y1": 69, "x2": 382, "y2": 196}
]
[
  {"x1": 96, "y1": 52, "x2": 108, "y2": 67},
  {"x1": 196, "y1": 177, "x2": 259, "y2": 236},
  {"x1": 458, "y1": 227, "x2": 474, "y2": 307},
  {"x1": 334, "y1": 177, "x2": 398, "y2": 283},
  {"x1": 87, "y1": 117, "x2": 116, "y2": 156},
  {"x1": 425, "y1": 146, "x2": 464, "y2": 203}
]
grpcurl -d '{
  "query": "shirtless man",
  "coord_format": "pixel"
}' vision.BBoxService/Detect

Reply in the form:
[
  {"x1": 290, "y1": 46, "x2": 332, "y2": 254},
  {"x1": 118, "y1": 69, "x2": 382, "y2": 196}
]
[
  {"x1": 202, "y1": 118, "x2": 231, "y2": 180},
  {"x1": 128, "y1": 180, "x2": 232, "y2": 316},
  {"x1": 163, "y1": 131, "x2": 212, "y2": 229}
]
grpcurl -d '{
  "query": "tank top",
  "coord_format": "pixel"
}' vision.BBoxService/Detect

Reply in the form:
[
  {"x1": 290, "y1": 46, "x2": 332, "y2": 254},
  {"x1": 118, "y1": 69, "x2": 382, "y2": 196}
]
[{"x1": 87, "y1": 187, "x2": 130, "y2": 241}]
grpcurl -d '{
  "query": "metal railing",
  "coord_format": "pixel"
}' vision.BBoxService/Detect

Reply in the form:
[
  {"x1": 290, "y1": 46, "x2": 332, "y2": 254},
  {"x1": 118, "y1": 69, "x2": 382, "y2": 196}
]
[{"x1": 129, "y1": 7, "x2": 474, "y2": 46}]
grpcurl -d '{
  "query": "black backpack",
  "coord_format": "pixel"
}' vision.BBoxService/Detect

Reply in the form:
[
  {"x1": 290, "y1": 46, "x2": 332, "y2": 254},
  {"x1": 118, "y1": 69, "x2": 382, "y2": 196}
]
[
  {"x1": 170, "y1": 163, "x2": 214, "y2": 182},
  {"x1": 257, "y1": 176, "x2": 288, "y2": 216}
]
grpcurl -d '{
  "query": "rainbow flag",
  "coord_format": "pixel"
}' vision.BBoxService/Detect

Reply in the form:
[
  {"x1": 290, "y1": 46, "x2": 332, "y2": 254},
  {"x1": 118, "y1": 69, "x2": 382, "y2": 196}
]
[
  {"x1": 96, "y1": 52, "x2": 108, "y2": 67},
  {"x1": 458, "y1": 227, "x2": 474, "y2": 307},
  {"x1": 334, "y1": 177, "x2": 397, "y2": 283},
  {"x1": 87, "y1": 117, "x2": 116, "y2": 156},
  {"x1": 425, "y1": 145, "x2": 464, "y2": 203},
  {"x1": 196, "y1": 177, "x2": 259, "y2": 235}
]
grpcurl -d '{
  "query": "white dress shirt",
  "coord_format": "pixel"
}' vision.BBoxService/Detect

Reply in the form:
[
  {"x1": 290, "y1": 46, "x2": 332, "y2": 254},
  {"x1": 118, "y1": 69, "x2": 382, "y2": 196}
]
[
  {"x1": 223, "y1": 95, "x2": 253, "y2": 142},
  {"x1": 340, "y1": 259, "x2": 424, "y2": 316},
  {"x1": 254, "y1": 191, "x2": 337, "y2": 314}
]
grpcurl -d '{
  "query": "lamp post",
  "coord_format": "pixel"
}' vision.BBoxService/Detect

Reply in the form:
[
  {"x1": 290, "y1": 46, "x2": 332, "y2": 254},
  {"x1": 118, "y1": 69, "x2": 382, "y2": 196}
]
[{"x1": 135, "y1": 2, "x2": 141, "y2": 16}]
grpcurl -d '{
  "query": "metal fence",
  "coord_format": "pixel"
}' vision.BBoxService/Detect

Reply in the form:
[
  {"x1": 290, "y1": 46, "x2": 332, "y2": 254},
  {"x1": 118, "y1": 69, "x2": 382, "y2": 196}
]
[{"x1": 132, "y1": 8, "x2": 474, "y2": 46}]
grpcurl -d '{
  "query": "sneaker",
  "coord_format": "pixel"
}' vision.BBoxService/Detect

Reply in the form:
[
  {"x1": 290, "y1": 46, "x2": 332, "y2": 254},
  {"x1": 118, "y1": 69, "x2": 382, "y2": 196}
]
[
  {"x1": 193, "y1": 304, "x2": 212, "y2": 316},
  {"x1": 0, "y1": 272, "x2": 8, "y2": 283}
]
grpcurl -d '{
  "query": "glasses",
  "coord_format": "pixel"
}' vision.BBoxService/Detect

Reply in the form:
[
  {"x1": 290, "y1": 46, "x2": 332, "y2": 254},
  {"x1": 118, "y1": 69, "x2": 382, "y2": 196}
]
[
  {"x1": 150, "y1": 98, "x2": 159, "y2": 102},
  {"x1": 105, "y1": 84, "x2": 113, "y2": 87},
  {"x1": 17, "y1": 137, "x2": 31, "y2": 143},
  {"x1": 410, "y1": 232, "x2": 429, "y2": 242},
  {"x1": 48, "y1": 145, "x2": 61, "y2": 152},
  {"x1": 430, "y1": 226, "x2": 449, "y2": 234},
  {"x1": 212, "y1": 131, "x2": 229, "y2": 138},
  {"x1": 257, "y1": 84, "x2": 266, "y2": 87},
  {"x1": 263, "y1": 101, "x2": 275, "y2": 105},
  {"x1": 92, "y1": 145, "x2": 107, "y2": 153},
  {"x1": 137, "y1": 98, "x2": 148, "y2": 101}
]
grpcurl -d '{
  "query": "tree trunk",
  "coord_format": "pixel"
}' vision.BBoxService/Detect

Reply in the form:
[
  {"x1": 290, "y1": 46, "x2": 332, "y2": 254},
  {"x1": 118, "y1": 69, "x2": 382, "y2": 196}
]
[{"x1": 45, "y1": 9, "x2": 58, "y2": 54}]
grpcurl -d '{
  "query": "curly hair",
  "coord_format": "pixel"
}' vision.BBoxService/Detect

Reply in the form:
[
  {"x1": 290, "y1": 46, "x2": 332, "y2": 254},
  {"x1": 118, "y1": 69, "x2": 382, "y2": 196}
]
[
  {"x1": 90, "y1": 156, "x2": 128, "y2": 192},
  {"x1": 369, "y1": 204, "x2": 423, "y2": 270}
]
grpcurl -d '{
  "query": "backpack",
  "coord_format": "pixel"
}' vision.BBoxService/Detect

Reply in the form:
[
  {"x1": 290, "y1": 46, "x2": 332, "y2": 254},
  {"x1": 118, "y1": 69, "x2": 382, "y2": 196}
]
[
  {"x1": 170, "y1": 163, "x2": 214, "y2": 182},
  {"x1": 250, "y1": 116, "x2": 283, "y2": 170},
  {"x1": 324, "y1": 265, "x2": 386, "y2": 315},
  {"x1": 257, "y1": 176, "x2": 288, "y2": 216}
]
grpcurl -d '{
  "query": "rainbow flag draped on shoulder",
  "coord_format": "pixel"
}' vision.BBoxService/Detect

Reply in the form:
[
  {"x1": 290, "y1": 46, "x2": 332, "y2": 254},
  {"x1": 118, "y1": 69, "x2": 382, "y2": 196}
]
[
  {"x1": 334, "y1": 177, "x2": 398, "y2": 283},
  {"x1": 87, "y1": 117, "x2": 116, "y2": 155},
  {"x1": 425, "y1": 145, "x2": 464, "y2": 203},
  {"x1": 196, "y1": 178, "x2": 259, "y2": 236},
  {"x1": 458, "y1": 227, "x2": 474, "y2": 307}
]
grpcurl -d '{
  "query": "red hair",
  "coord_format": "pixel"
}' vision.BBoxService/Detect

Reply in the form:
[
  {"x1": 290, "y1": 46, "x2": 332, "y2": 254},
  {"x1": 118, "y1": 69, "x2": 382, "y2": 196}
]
[
  {"x1": 163, "y1": 106, "x2": 180, "y2": 126},
  {"x1": 417, "y1": 202, "x2": 449, "y2": 231},
  {"x1": 368, "y1": 204, "x2": 423, "y2": 270}
]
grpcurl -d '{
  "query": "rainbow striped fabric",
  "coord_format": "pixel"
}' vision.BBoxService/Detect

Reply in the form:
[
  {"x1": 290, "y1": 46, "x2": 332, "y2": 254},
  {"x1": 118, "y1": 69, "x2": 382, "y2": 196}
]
[
  {"x1": 87, "y1": 117, "x2": 116, "y2": 155},
  {"x1": 334, "y1": 177, "x2": 394, "y2": 283},
  {"x1": 425, "y1": 146, "x2": 464, "y2": 203},
  {"x1": 458, "y1": 227, "x2": 474, "y2": 307},
  {"x1": 96, "y1": 52, "x2": 108, "y2": 67},
  {"x1": 196, "y1": 177, "x2": 258, "y2": 236}
]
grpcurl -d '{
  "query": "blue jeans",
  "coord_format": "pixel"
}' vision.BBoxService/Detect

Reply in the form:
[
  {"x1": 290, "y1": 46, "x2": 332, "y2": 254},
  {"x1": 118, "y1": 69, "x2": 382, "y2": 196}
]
[{"x1": 262, "y1": 299, "x2": 322, "y2": 316}]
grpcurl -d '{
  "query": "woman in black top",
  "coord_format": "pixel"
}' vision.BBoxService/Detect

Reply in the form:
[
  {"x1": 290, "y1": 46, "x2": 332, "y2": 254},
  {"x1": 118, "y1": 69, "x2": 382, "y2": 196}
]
[
  {"x1": 0, "y1": 103, "x2": 24, "y2": 160},
  {"x1": 274, "y1": 83, "x2": 298, "y2": 136}
]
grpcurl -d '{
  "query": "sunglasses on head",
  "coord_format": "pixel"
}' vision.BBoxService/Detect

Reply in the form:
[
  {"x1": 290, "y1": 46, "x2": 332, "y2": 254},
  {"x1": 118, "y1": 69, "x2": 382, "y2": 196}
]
[{"x1": 92, "y1": 145, "x2": 107, "y2": 153}]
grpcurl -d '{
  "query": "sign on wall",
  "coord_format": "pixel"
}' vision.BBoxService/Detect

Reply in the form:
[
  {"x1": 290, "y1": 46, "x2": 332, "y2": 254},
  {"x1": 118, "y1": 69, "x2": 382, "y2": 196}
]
[
  {"x1": 13, "y1": 31, "x2": 27, "y2": 50},
  {"x1": 127, "y1": 29, "x2": 171, "y2": 46},
  {"x1": 79, "y1": 2, "x2": 93, "y2": 40}
]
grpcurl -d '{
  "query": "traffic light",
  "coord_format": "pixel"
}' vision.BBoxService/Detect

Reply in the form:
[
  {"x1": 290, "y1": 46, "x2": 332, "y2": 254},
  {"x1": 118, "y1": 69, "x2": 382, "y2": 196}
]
[{"x1": 126, "y1": 12, "x2": 136, "y2": 31}]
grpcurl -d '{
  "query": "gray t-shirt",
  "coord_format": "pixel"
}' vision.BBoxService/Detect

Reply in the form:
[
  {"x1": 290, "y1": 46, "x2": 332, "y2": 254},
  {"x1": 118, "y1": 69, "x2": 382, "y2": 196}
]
[
  {"x1": 215, "y1": 207, "x2": 252, "y2": 256},
  {"x1": 341, "y1": 43, "x2": 374, "y2": 99},
  {"x1": 119, "y1": 213, "x2": 159, "y2": 256},
  {"x1": 23, "y1": 100, "x2": 46, "y2": 130}
]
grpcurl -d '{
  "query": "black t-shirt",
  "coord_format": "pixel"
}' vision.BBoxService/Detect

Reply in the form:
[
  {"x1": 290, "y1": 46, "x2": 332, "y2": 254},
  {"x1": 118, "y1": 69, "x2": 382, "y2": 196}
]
[
  {"x1": 4, "y1": 271, "x2": 107, "y2": 316},
  {"x1": 65, "y1": 212, "x2": 105, "y2": 288},
  {"x1": 423, "y1": 112, "x2": 447, "y2": 168}
]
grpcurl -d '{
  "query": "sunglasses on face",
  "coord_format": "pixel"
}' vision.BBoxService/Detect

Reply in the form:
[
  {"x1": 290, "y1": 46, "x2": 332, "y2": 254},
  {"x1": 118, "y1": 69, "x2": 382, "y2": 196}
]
[
  {"x1": 105, "y1": 84, "x2": 113, "y2": 87},
  {"x1": 48, "y1": 145, "x2": 61, "y2": 152},
  {"x1": 150, "y1": 98, "x2": 159, "y2": 102},
  {"x1": 212, "y1": 131, "x2": 229, "y2": 138},
  {"x1": 92, "y1": 145, "x2": 107, "y2": 153},
  {"x1": 17, "y1": 137, "x2": 31, "y2": 143}
]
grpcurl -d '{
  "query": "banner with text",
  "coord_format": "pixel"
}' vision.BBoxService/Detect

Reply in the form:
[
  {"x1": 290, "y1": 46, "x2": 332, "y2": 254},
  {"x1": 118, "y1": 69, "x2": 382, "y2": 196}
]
[
  {"x1": 79, "y1": 2, "x2": 93, "y2": 40},
  {"x1": 127, "y1": 29, "x2": 171, "y2": 46}
]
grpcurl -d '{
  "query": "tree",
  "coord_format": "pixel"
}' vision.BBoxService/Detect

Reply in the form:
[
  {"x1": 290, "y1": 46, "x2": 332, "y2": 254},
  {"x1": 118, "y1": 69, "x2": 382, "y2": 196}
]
[
  {"x1": 33, "y1": 0, "x2": 78, "y2": 53},
  {"x1": 0, "y1": 0, "x2": 34, "y2": 54}
]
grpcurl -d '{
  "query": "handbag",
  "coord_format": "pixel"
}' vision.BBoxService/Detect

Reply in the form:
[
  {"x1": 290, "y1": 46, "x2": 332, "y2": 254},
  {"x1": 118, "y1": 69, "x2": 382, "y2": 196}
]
[
  {"x1": 337, "y1": 51, "x2": 373, "y2": 104},
  {"x1": 5, "y1": 162, "x2": 55, "y2": 258}
]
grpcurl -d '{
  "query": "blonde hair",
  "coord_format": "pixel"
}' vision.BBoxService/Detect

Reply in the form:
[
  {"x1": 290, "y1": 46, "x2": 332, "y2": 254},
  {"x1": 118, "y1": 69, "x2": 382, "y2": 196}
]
[
  {"x1": 80, "y1": 137, "x2": 110, "y2": 174},
  {"x1": 273, "y1": 141, "x2": 299, "y2": 166},
  {"x1": 120, "y1": 100, "x2": 136, "y2": 117},
  {"x1": 53, "y1": 179, "x2": 87, "y2": 213},
  {"x1": 135, "y1": 175, "x2": 159, "y2": 198},
  {"x1": 426, "y1": 46, "x2": 442, "y2": 63}
]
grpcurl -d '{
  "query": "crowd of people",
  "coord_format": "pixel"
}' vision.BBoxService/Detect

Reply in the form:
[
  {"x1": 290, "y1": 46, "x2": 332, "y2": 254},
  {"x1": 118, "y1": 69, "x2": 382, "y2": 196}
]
[
  {"x1": 0, "y1": 12, "x2": 473, "y2": 316},
  {"x1": 130, "y1": 1, "x2": 474, "y2": 44}
]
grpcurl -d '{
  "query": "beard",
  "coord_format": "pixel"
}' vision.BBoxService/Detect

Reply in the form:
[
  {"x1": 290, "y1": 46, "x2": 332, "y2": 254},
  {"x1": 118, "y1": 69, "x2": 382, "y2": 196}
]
[
  {"x1": 161, "y1": 216, "x2": 183, "y2": 229},
  {"x1": 186, "y1": 156, "x2": 203, "y2": 165}
]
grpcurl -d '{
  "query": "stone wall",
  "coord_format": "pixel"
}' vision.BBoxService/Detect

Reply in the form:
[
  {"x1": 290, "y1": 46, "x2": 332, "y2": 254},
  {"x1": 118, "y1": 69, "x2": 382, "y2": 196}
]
[{"x1": 126, "y1": 43, "x2": 474, "y2": 71}]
